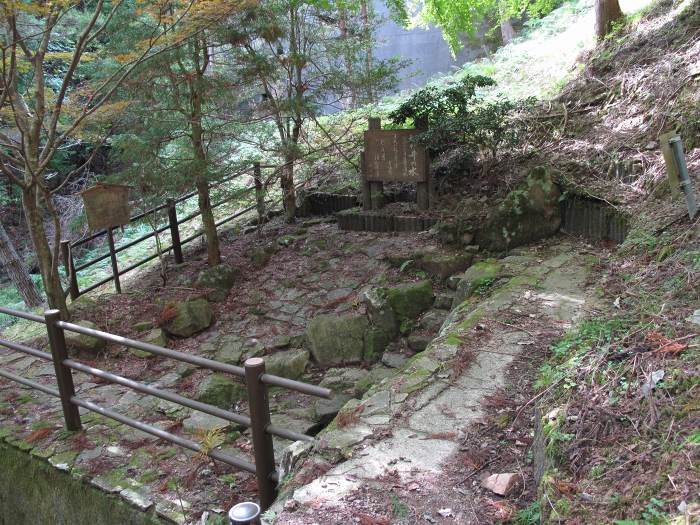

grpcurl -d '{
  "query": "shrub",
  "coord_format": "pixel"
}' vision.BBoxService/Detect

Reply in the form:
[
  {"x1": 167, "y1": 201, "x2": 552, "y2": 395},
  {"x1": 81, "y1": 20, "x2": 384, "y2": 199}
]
[{"x1": 389, "y1": 75, "x2": 534, "y2": 179}]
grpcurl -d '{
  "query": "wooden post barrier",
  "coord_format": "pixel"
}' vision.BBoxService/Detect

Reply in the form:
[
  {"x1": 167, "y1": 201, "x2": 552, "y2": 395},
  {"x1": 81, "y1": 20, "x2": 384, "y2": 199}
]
[
  {"x1": 106, "y1": 227, "x2": 121, "y2": 294},
  {"x1": 367, "y1": 118, "x2": 384, "y2": 210},
  {"x1": 44, "y1": 310, "x2": 82, "y2": 431},
  {"x1": 244, "y1": 358, "x2": 277, "y2": 510},
  {"x1": 167, "y1": 199, "x2": 184, "y2": 264}
]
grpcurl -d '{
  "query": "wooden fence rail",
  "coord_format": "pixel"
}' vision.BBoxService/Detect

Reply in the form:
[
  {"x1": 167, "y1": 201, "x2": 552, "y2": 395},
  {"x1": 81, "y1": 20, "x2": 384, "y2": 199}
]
[{"x1": 62, "y1": 163, "x2": 276, "y2": 299}]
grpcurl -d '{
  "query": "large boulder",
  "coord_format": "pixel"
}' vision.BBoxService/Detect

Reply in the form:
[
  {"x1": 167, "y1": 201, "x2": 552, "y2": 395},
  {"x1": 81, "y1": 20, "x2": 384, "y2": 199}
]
[
  {"x1": 195, "y1": 265, "x2": 239, "y2": 302},
  {"x1": 476, "y1": 166, "x2": 561, "y2": 251},
  {"x1": 307, "y1": 314, "x2": 369, "y2": 366},
  {"x1": 416, "y1": 253, "x2": 474, "y2": 280},
  {"x1": 163, "y1": 298, "x2": 213, "y2": 337},
  {"x1": 453, "y1": 260, "x2": 502, "y2": 307},
  {"x1": 382, "y1": 280, "x2": 434, "y2": 321},
  {"x1": 64, "y1": 320, "x2": 106, "y2": 355},
  {"x1": 263, "y1": 349, "x2": 310, "y2": 379},
  {"x1": 195, "y1": 374, "x2": 245, "y2": 409}
]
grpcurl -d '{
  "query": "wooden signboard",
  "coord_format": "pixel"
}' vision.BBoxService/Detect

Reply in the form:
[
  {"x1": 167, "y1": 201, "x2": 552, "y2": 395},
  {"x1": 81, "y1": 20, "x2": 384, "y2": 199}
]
[
  {"x1": 80, "y1": 183, "x2": 131, "y2": 231},
  {"x1": 364, "y1": 129, "x2": 428, "y2": 183}
]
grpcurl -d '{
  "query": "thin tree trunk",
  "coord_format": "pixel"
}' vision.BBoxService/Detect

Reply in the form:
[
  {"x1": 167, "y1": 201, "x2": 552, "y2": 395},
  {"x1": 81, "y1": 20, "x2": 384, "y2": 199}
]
[
  {"x1": 0, "y1": 220, "x2": 43, "y2": 307},
  {"x1": 21, "y1": 185, "x2": 67, "y2": 317},
  {"x1": 361, "y1": 0, "x2": 373, "y2": 103},
  {"x1": 281, "y1": 158, "x2": 296, "y2": 223},
  {"x1": 190, "y1": 41, "x2": 220, "y2": 267},
  {"x1": 595, "y1": 0, "x2": 623, "y2": 40},
  {"x1": 500, "y1": 19, "x2": 516, "y2": 44}
]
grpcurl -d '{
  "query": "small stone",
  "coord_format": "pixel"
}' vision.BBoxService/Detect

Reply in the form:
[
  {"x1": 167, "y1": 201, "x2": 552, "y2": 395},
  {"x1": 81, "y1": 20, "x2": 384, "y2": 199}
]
[
  {"x1": 263, "y1": 349, "x2": 310, "y2": 379},
  {"x1": 688, "y1": 309, "x2": 700, "y2": 326},
  {"x1": 182, "y1": 412, "x2": 231, "y2": 434},
  {"x1": 420, "y1": 310, "x2": 448, "y2": 332},
  {"x1": 130, "y1": 328, "x2": 167, "y2": 357},
  {"x1": 64, "y1": 320, "x2": 106, "y2": 355},
  {"x1": 133, "y1": 321, "x2": 153, "y2": 332},
  {"x1": 481, "y1": 473, "x2": 520, "y2": 496},
  {"x1": 195, "y1": 374, "x2": 245, "y2": 409},
  {"x1": 433, "y1": 294, "x2": 453, "y2": 310},
  {"x1": 381, "y1": 351, "x2": 408, "y2": 369},
  {"x1": 407, "y1": 335, "x2": 432, "y2": 352},
  {"x1": 120, "y1": 488, "x2": 153, "y2": 511},
  {"x1": 416, "y1": 253, "x2": 474, "y2": 279}
]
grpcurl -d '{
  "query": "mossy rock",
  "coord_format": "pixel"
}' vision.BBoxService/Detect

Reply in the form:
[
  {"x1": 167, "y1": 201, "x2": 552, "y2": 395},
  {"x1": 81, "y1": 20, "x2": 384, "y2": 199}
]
[
  {"x1": 195, "y1": 264, "x2": 239, "y2": 302},
  {"x1": 250, "y1": 243, "x2": 278, "y2": 267},
  {"x1": 363, "y1": 327, "x2": 391, "y2": 363},
  {"x1": 453, "y1": 260, "x2": 502, "y2": 306},
  {"x1": 132, "y1": 321, "x2": 153, "y2": 333},
  {"x1": 130, "y1": 328, "x2": 166, "y2": 358},
  {"x1": 64, "y1": 320, "x2": 106, "y2": 355},
  {"x1": 476, "y1": 166, "x2": 561, "y2": 251},
  {"x1": 416, "y1": 253, "x2": 474, "y2": 279},
  {"x1": 363, "y1": 289, "x2": 399, "y2": 340},
  {"x1": 263, "y1": 349, "x2": 310, "y2": 380},
  {"x1": 163, "y1": 298, "x2": 213, "y2": 338},
  {"x1": 307, "y1": 314, "x2": 369, "y2": 366},
  {"x1": 195, "y1": 374, "x2": 245, "y2": 409},
  {"x1": 382, "y1": 280, "x2": 434, "y2": 321}
]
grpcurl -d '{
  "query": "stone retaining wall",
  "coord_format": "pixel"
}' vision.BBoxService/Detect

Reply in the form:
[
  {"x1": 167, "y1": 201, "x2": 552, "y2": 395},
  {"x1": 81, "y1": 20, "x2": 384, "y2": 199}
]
[{"x1": 0, "y1": 441, "x2": 165, "y2": 525}]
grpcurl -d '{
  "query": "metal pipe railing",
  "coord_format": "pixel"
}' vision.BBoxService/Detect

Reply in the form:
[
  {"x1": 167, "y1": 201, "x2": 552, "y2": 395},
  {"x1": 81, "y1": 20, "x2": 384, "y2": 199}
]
[
  {"x1": 0, "y1": 338, "x2": 51, "y2": 361},
  {"x1": 0, "y1": 247, "x2": 330, "y2": 510},
  {"x1": 71, "y1": 396, "x2": 259, "y2": 475}
]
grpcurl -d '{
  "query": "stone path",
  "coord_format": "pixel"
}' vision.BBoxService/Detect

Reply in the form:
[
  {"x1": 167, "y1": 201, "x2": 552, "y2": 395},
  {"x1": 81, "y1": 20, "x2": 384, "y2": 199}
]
[
  {"x1": 0, "y1": 217, "x2": 454, "y2": 524},
  {"x1": 269, "y1": 240, "x2": 600, "y2": 524}
]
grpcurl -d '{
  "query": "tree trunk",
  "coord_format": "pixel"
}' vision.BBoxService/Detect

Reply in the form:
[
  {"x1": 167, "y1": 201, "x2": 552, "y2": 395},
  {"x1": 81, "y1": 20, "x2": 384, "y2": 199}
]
[
  {"x1": 190, "y1": 43, "x2": 220, "y2": 267},
  {"x1": 595, "y1": 0, "x2": 623, "y2": 40},
  {"x1": 500, "y1": 19, "x2": 516, "y2": 44},
  {"x1": 194, "y1": 175, "x2": 220, "y2": 266},
  {"x1": 361, "y1": 0, "x2": 373, "y2": 103},
  {"x1": 0, "y1": 221, "x2": 43, "y2": 308},
  {"x1": 281, "y1": 159, "x2": 296, "y2": 223},
  {"x1": 21, "y1": 185, "x2": 68, "y2": 317}
]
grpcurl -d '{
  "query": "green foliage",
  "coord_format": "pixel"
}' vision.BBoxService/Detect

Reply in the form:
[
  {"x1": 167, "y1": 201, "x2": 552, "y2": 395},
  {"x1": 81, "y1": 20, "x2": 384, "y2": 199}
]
[
  {"x1": 416, "y1": 0, "x2": 566, "y2": 53},
  {"x1": 389, "y1": 75, "x2": 533, "y2": 176}
]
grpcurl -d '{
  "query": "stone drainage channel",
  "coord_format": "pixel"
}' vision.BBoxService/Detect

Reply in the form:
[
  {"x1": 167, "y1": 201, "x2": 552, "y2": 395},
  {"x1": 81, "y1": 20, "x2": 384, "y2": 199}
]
[{"x1": 267, "y1": 239, "x2": 600, "y2": 524}]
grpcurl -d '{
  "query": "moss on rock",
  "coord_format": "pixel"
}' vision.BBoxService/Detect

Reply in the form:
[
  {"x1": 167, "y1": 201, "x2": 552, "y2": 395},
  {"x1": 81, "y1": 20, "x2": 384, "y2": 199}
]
[
  {"x1": 163, "y1": 298, "x2": 213, "y2": 338},
  {"x1": 382, "y1": 280, "x2": 434, "y2": 321},
  {"x1": 195, "y1": 374, "x2": 245, "y2": 409},
  {"x1": 476, "y1": 166, "x2": 561, "y2": 251},
  {"x1": 307, "y1": 314, "x2": 369, "y2": 366}
]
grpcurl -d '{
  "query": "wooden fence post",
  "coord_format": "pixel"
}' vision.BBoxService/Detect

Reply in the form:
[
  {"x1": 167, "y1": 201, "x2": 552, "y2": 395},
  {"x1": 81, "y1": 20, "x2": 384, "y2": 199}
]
[
  {"x1": 44, "y1": 310, "x2": 82, "y2": 431},
  {"x1": 367, "y1": 118, "x2": 384, "y2": 210},
  {"x1": 61, "y1": 240, "x2": 80, "y2": 300},
  {"x1": 244, "y1": 357, "x2": 277, "y2": 510},
  {"x1": 167, "y1": 199, "x2": 184, "y2": 264},
  {"x1": 106, "y1": 228, "x2": 121, "y2": 294},
  {"x1": 254, "y1": 163, "x2": 265, "y2": 225}
]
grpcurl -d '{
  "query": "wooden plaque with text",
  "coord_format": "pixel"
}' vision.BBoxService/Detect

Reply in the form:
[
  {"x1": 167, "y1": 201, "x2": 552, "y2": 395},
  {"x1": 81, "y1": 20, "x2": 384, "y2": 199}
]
[{"x1": 364, "y1": 129, "x2": 428, "y2": 183}]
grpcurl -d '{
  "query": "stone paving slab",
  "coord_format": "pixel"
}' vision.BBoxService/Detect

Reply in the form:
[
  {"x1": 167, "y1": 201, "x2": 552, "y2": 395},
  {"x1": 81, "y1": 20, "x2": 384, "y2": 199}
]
[{"x1": 270, "y1": 240, "x2": 599, "y2": 521}]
